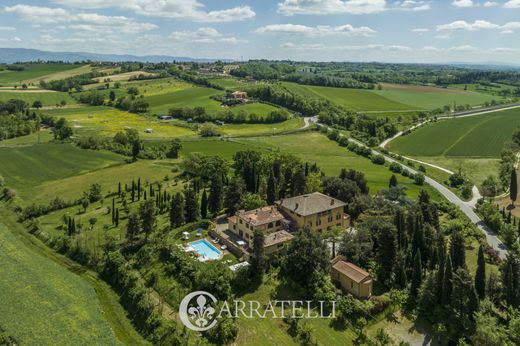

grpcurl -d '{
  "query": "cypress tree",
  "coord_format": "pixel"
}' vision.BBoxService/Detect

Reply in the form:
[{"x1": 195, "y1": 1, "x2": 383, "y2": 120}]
[
  {"x1": 291, "y1": 166, "x2": 306, "y2": 196},
  {"x1": 209, "y1": 175, "x2": 223, "y2": 215},
  {"x1": 67, "y1": 217, "x2": 72, "y2": 236},
  {"x1": 118, "y1": 182, "x2": 121, "y2": 196},
  {"x1": 137, "y1": 177, "x2": 141, "y2": 200},
  {"x1": 410, "y1": 250, "x2": 422, "y2": 298},
  {"x1": 267, "y1": 171, "x2": 276, "y2": 205},
  {"x1": 149, "y1": 184, "x2": 153, "y2": 198},
  {"x1": 435, "y1": 238, "x2": 446, "y2": 303},
  {"x1": 511, "y1": 168, "x2": 518, "y2": 205},
  {"x1": 201, "y1": 189, "x2": 208, "y2": 219},
  {"x1": 304, "y1": 162, "x2": 309, "y2": 176},
  {"x1": 184, "y1": 188, "x2": 199, "y2": 222},
  {"x1": 389, "y1": 174, "x2": 398, "y2": 188},
  {"x1": 442, "y1": 254, "x2": 453, "y2": 306},
  {"x1": 144, "y1": 190, "x2": 147, "y2": 200},
  {"x1": 451, "y1": 228, "x2": 466, "y2": 270},
  {"x1": 111, "y1": 199, "x2": 115, "y2": 224},
  {"x1": 475, "y1": 245, "x2": 486, "y2": 299},
  {"x1": 115, "y1": 208, "x2": 119, "y2": 227},
  {"x1": 250, "y1": 229, "x2": 266, "y2": 282},
  {"x1": 131, "y1": 180, "x2": 135, "y2": 202},
  {"x1": 506, "y1": 262, "x2": 515, "y2": 306},
  {"x1": 170, "y1": 193, "x2": 185, "y2": 228},
  {"x1": 395, "y1": 252, "x2": 407, "y2": 289}
]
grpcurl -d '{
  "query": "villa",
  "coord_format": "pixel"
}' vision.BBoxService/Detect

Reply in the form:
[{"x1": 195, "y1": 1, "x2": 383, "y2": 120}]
[
  {"x1": 231, "y1": 90, "x2": 248, "y2": 99},
  {"x1": 276, "y1": 192, "x2": 350, "y2": 233},
  {"x1": 331, "y1": 256, "x2": 372, "y2": 298}
]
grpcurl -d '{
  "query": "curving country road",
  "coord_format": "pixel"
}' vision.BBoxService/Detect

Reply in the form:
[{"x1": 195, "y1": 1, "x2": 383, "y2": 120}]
[{"x1": 311, "y1": 116, "x2": 509, "y2": 259}]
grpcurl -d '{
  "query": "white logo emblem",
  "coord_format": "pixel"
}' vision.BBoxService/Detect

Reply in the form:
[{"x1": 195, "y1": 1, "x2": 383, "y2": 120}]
[{"x1": 179, "y1": 291, "x2": 218, "y2": 331}]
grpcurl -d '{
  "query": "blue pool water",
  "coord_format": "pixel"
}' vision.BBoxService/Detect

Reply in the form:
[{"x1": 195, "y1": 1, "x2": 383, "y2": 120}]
[{"x1": 190, "y1": 239, "x2": 222, "y2": 260}]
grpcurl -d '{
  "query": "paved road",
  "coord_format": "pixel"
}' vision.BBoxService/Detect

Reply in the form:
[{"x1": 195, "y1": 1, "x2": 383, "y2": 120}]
[{"x1": 308, "y1": 114, "x2": 509, "y2": 259}]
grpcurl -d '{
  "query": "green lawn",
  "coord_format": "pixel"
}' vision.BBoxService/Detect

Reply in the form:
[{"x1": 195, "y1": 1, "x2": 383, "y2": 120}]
[
  {"x1": 220, "y1": 117, "x2": 305, "y2": 137},
  {"x1": 0, "y1": 63, "x2": 86, "y2": 86},
  {"x1": 389, "y1": 108, "x2": 520, "y2": 157},
  {"x1": 0, "y1": 210, "x2": 121, "y2": 345}
]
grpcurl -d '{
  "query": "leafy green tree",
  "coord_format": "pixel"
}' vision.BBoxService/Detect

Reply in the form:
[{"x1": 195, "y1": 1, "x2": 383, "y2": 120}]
[
  {"x1": 166, "y1": 138, "x2": 182, "y2": 159},
  {"x1": 139, "y1": 199, "x2": 156, "y2": 240},
  {"x1": 131, "y1": 140, "x2": 140, "y2": 160},
  {"x1": 200, "y1": 189, "x2": 208, "y2": 219},
  {"x1": 88, "y1": 183, "x2": 102, "y2": 203},
  {"x1": 238, "y1": 193, "x2": 266, "y2": 211},
  {"x1": 224, "y1": 176, "x2": 245, "y2": 214},
  {"x1": 81, "y1": 198, "x2": 89, "y2": 213},
  {"x1": 283, "y1": 226, "x2": 330, "y2": 289},
  {"x1": 475, "y1": 245, "x2": 486, "y2": 299},
  {"x1": 339, "y1": 227, "x2": 373, "y2": 267},
  {"x1": 32, "y1": 100, "x2": 42, "y2": 109},
  {"x1": 291, "y1": 166, "x2": 306, "y2": 196},
  {"x1": 471, "y1": 307, "x2": 509, "y2": 346}
]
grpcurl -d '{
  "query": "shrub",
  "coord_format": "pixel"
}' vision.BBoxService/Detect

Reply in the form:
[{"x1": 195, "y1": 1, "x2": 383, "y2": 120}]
[
  {"x1": 414, "y1": 173, "x2": 425, "y2": 185},
  {"x1": 371, "y1": 155, "x2": 385, "y2": 165},
  {"x1": 389, "y1": 162, "x2": 402, "y2": 173}
]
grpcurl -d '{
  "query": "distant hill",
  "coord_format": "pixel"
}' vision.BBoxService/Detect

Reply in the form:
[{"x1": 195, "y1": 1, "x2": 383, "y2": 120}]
[{"x1": 0, "y1": 48, "x2": 231, "y2": 64}]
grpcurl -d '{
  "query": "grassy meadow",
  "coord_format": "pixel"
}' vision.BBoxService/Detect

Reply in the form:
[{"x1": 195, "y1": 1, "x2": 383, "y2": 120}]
[
  {"x1": 0, "y1": 210, "x2": 122, "y2": 345},
  {"x1": 41, "y1": 106, "x2": 195, "y2": 139},
  {"x1": 0, "y1": 63, "x2": 88, "y2": 86},
  {"x1": 0, "y1": 143, "x2": 124, "y2": 200},
  {"x1": 0, "y1": 90, "x2": 76, "y2": 106}
]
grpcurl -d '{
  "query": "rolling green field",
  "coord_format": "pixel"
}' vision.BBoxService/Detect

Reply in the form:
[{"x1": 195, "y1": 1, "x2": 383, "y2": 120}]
[
  {"x1": 282, "y1": 82, "x2": 494, "y2": 112},
  {"x1": 0, "y1": 211, "x2": 121, "y2": 345},
  {"x1": 41, "y1": 106, "x2": 195, "y2": 139},
  {"x1": 0, "y1": 63, "x2": 86, "y2": 85},
  {"x1": 0, "y1": 143, "x2": 124, "y2": 199},
  {"x1": 0, "y1": 90, "x2": 76, "y2": 106},
  {"x1": 389, "y1": 108, "x2": 520, "y2": 157}
]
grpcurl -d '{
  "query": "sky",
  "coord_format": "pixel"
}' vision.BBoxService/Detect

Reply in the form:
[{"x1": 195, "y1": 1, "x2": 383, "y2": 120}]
[{"x1": 0, "y1": 0, "x2": 519, "y2": 64}]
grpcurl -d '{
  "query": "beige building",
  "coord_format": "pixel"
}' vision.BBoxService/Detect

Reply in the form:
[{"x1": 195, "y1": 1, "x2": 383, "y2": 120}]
[
  {"x1": 228, "y1": 206, "x2": 286, "y2": 243},
  {"x1": 227, "y1": 206, "x2": 293, "y2": 258},
  {"x1": 331, "y1": 256, "x2": 372, "y2": 299},
  {"x1": 276, "y1": 192, "x2": 350, "y2": 233},
  {"x1": 231, "y1": 91, "x2": 248, "y2": 99}
]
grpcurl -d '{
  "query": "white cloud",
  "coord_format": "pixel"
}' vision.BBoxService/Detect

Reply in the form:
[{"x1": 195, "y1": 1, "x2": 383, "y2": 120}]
[
  {"x1": 452, "y1": 0, "x2": 477, "y2": 7},
  {"x1": 437, "y1": 20, "x2": 520, "y2": 34},
  {"x1": 280, "y1": 42, "x2": 412, "y2": 51},
  {"x1": 0, "y1": 36, "x2": 21, "y2": 42},
  {"x1": 171, "y1": 28, "x2": 245, "y2": 44},
  {"x1": 437, "y1": 20, "x2": 499, "y2": 31},
  {"x1": 448, "y1": 45, "x2": 477, "y2": 51},
  {"x1": 483, "y1": 1, "x2": 499, "y2": 6},
  {"x1": 0, "y1": 26, "x2": 16, "y2": 31},
  {"x1": 4, "y1": 5, "x2": 157, "y2": 34},
  {"x1": 50, "y1": 0, "x2": 255, "y2": 22},
  {"x1": 276, "y1": 0, "x2": 429, "y2": 15},
  {"x1": 504, "y1": 0, "x2": 520, "y2": 8},
  {"x1": 412, "y1": 28, "x2": 429, "y2": 33},
  {"x1": 255, "y1": 23, "x2": 377, "y2": 37}
]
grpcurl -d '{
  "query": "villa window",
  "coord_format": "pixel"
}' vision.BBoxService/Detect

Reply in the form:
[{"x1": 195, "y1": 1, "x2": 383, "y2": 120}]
[
  {"x1": 275, "y1": 221, "x2": 281, "y2": 226},
  {"x1": 336, "y1": 213, "x2": 341, "y2": 220},
  {"x1": 239, "y1": 219, "x2": 243, "y2": 224},
  {"x1": 328, "y1": 215, "x2": 333, "y2": 222},
  {"x1": 268, "y1": 222, "x2": 273, "y2": 228},
  {"x1": 316, "y1": 219, "x2": 321, "y2": 226}
]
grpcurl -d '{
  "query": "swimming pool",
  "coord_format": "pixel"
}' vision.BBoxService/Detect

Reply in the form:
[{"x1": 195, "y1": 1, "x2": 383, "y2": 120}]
[{"x1": 189, "y1": 239, "x2": 222, "y2": 260}]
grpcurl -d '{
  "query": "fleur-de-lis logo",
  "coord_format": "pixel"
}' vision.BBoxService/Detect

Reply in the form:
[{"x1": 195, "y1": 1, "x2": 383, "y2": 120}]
[
  {"x1": 188, "y1": 294, "x2": 216, "y2": 327},
  {"x1": 179, "y1": 291, "x2": 218, "y2": 331}
]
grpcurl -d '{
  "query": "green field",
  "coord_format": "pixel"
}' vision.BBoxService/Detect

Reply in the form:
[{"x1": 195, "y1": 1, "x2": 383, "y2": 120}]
[
  {"x1": 0, "y1": 90, "x2": 76, "y2": 106},
  {"x1": 41, "y1": 106, "x2": 195, "y2": 139},
  {"x1": 0, "y1": 210, "x2": 121, "y2": 345},
  {"x1": 374, "y1": 89, "x2": 494, "y2": 110},
  {"x1": 389, "y1": 108, "x2": 520, "y2": 157},
  {"x1": 0, "y1": 143, "x2": 124, "y2": 200},
  {"x1": 282, "y1": 82, "x2": 494, "y2": 112},
  {"x1": 0, "y1": 63, "x2": 86, "y2": 85}
]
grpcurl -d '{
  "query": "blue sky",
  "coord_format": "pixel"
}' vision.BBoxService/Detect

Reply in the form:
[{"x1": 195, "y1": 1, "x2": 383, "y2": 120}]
[{"x1": 0, "y1": 0, "x2": 519, "y2": 63}]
